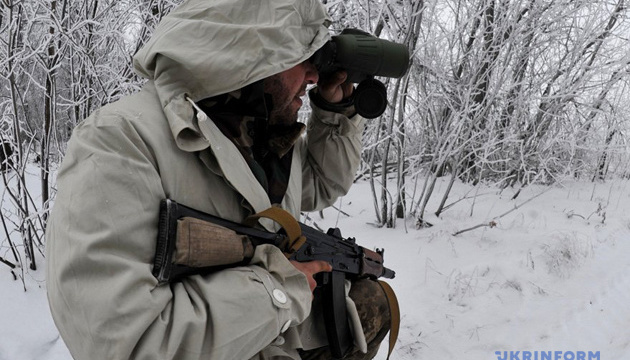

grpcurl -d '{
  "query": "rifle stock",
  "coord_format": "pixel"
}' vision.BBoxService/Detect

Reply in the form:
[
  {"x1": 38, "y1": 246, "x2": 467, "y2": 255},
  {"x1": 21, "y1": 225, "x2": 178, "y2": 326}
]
[{"x1": 153, "y1": 199, "x2": 285, "y2": 283}]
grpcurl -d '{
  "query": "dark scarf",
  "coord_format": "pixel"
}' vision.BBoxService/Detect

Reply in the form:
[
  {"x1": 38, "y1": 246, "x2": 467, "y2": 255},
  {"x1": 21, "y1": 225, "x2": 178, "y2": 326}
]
[{"x1": 198, "y1": 81, "x2": 305, "y2": 205}]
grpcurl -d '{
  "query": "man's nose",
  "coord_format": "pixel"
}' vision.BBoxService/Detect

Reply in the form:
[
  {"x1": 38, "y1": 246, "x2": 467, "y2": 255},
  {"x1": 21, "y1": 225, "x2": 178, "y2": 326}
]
[{"x1": 304, "y1": 61, "x2": 319, "y2": 84}]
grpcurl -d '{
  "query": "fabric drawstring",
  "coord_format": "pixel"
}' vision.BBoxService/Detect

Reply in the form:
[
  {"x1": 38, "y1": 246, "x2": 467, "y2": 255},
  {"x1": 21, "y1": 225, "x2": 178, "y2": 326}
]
[{"x1": 186, "y1": 96, "x2": 209, "y2": 122}]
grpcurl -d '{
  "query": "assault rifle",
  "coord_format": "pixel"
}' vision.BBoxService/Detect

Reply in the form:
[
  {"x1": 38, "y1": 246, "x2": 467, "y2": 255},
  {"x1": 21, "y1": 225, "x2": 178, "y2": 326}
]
[{"x1": 152, "y1": 199, "x2": 395, "y2": 359}]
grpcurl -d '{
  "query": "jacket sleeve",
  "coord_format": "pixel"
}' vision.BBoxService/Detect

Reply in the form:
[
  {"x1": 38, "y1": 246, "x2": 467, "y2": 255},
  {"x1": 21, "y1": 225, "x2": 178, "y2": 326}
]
[
  {"x1": 45, "y1": 113, "x2": 312, "y2": 360},
  {"x1": 300, "y1": 99, "x2": 366, "y2": 212}
]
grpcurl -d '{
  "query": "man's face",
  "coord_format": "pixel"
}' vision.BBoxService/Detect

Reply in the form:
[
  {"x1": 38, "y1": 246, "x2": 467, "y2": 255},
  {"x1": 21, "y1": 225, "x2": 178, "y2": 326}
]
[{"x1": 264, "y1": 61, "x2": 319, "y2": 126}]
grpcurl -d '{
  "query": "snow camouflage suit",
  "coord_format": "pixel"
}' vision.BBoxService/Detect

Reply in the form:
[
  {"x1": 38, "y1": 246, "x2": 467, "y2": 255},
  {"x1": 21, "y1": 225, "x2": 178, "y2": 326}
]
[{"x1": 46, "y1": 0, "x2": 391, "y2": 359}]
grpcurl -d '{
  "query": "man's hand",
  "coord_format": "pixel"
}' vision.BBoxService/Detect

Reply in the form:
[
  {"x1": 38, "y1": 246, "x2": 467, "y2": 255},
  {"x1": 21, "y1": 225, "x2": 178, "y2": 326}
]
[
  {"x1": 290, "y1": 260, "x2": 332, "y2": 293},
  {"x1": 317, "y1": 71, "x2": 354, "y2": 104}
]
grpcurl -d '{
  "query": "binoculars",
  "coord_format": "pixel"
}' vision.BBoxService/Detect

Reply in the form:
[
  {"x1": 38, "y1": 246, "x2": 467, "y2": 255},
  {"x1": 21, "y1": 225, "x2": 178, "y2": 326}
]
[{"x1": 310, "y1": 29, "x2": 410, "y2": 119}]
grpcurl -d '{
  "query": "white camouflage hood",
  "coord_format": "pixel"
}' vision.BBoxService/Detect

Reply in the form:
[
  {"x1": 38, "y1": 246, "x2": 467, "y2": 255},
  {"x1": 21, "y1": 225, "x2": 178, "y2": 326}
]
[{"x1": 133, "y1": 0, "x2": 331, "y2": 151}]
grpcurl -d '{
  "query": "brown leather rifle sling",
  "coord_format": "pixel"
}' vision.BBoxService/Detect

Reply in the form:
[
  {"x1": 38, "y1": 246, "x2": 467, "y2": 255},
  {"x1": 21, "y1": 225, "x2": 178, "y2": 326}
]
[
  {"x1": 378, "y1": 280, "x2": 400, "y2": 360},
  {"x1": 244, "y1": 206, "x2": 306, "y2": 256}
]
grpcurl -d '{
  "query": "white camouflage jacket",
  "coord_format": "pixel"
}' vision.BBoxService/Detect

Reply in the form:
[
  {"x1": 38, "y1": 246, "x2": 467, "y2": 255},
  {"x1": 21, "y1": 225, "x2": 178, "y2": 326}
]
[{"x1": 46, "y1": 0, "x2": 365, "y2": 359}]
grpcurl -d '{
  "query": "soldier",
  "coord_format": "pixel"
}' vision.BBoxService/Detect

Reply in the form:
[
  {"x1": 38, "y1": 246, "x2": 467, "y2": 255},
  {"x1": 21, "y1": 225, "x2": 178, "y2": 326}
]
[{"x1": 46, "y1": 1, "x2": 392, "y2": 359}]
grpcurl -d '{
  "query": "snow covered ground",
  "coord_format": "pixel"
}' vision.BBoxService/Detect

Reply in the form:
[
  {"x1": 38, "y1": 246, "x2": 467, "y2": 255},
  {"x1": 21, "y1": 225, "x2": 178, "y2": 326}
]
[{"x1": 1, "y1": 176, "x2": 629, "y2": 359}]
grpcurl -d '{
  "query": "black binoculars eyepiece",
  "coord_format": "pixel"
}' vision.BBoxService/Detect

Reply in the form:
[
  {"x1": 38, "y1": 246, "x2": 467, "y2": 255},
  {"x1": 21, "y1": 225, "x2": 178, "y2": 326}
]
[{"x1": 310, "y1": 29, "x2": 410, "y2": 119}]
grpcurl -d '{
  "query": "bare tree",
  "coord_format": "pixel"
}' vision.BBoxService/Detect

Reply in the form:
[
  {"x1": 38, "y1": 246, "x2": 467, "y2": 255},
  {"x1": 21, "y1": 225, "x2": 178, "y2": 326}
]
[
  {"x1": 402, "y1": 0, "x2": 630, "y2": 224},
  {"x1": 0, "y1": 0, "x2": 183, "y2": 280}
]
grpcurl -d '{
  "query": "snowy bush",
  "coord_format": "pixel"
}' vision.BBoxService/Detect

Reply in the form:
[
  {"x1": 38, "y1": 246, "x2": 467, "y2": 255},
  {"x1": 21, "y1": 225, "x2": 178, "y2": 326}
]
[{"x1": 542, "y1": 232, "x2": 594, "y2": 278}]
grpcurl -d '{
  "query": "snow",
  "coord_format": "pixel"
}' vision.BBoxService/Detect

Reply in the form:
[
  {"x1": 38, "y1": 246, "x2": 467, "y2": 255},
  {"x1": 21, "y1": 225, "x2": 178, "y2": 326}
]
[{"x1": 1, "y1": 176, "x2": 630, "y2": 359}]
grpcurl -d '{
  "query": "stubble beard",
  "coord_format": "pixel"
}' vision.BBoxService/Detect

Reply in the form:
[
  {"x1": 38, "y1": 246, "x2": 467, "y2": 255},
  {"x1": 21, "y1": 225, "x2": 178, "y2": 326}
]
[{"x1": 264, "y1": 75, "x2": 303, "y2": 126}]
